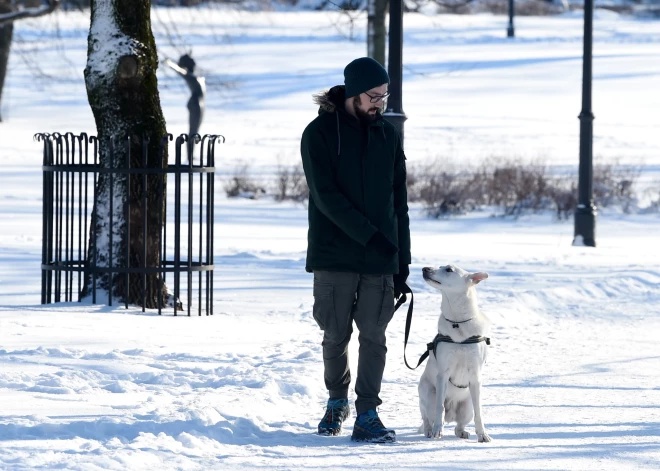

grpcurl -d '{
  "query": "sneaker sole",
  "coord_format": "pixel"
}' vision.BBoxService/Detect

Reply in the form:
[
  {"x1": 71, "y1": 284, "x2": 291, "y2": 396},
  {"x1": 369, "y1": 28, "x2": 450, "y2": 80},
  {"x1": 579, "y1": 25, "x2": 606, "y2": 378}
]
[
  {"x1": 351, "y1": 430, "x2": 396, "y2": 443},
  {"x1": 318, "y1": 428, "x2": 341, "y2": 436}
]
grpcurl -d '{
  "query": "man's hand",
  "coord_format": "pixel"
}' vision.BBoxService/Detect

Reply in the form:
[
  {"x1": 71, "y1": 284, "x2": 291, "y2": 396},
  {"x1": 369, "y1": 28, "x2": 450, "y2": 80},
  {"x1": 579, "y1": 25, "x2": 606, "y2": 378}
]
[{"x1": 393, "y1": 264, "x2": 411, "y2": 300}]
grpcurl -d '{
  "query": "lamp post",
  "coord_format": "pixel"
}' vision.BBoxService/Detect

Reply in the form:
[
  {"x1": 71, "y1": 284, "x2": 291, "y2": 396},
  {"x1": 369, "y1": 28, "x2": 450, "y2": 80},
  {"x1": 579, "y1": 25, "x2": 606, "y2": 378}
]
[
  {"x1": 383, "y1": 0, "x2": 407, "y2": 144},
  {"x1": 507, "y1": 0, "x2": 515, "y2": 38},
  {"x1": 574, "y1": 0, "x2": 596, "y2": 247}
]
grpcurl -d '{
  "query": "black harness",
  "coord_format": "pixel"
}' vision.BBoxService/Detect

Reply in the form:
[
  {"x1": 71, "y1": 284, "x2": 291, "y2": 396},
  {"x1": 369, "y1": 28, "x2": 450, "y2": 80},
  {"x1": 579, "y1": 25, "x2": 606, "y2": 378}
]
[
  {"x1": 429, "y1": 334, "x2": 491, "y2": 358},
  {"x1": 396, "y1": 286, "x2": 491, "y2": 371}
]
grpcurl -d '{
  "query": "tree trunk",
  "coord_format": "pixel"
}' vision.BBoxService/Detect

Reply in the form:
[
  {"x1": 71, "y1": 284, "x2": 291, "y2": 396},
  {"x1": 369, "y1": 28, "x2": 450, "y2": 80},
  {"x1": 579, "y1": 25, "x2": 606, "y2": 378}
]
[
  {"x1": 367, "y1": 0, "x2": 388, "y2": 67},
  {"x1": 0, "y1": 1, "x2": 14, "y2": 122},
  {"x1": 83, "y1": 0, "x2": 168, "y2": 308}
]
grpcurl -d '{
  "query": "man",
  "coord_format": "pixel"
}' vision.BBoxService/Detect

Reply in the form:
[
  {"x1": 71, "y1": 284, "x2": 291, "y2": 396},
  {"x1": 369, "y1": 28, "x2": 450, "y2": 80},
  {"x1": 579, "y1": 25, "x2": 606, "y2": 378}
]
[{"x1": 300, "y1": 57, "x2": 411, "y2": 443}]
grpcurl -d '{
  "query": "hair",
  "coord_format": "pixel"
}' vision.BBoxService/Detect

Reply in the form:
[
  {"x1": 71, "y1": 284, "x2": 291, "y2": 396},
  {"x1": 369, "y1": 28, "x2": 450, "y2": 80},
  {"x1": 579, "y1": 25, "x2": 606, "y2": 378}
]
[{"x1": 178, "y1": 54, "x2": 196, "y2": 73}]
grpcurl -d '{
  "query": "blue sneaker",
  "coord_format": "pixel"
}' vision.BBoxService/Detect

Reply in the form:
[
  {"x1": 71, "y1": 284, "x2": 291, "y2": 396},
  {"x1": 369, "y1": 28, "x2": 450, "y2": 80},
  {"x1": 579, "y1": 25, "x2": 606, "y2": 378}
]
[
  {"x1": 318, "y1": 398, "x2": 351, "y2": 436},
  {"x1": 351, "y1": 409, "x2": 396, "y2": 443}
]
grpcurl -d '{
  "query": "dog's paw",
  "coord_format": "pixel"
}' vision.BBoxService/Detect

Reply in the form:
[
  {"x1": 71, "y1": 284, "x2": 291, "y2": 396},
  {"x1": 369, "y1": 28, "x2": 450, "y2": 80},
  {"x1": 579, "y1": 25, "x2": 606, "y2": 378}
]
[
  {"x1": 477, "y1": 432, "x2": 492, "y2": 443},
  {"x1": 420, "y1": 424, "x2": 432, "y2": 438},
  {"x1": 455, "y1": 429, "x2": 469, "y2": 439},
  {"x1": 431, "y1": 424, "x2": 444, "y2": 439},
  {"x1": 421, "y1": 419, "x2": 434, "y2": 438}
]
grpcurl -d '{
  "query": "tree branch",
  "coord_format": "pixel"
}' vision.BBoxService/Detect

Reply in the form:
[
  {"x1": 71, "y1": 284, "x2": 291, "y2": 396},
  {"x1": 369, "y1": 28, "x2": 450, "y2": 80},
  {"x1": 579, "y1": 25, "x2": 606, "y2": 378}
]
[{"x1": 0, "y1": 0, "x2": 61, "y2": 26}]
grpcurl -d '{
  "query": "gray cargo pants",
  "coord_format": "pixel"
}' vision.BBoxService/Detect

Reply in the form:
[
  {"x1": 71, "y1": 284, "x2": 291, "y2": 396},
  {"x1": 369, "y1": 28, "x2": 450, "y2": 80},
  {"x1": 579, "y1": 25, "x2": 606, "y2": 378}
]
[{"x1": 312, "y1": 270, "x2": 395, "y2": 415}]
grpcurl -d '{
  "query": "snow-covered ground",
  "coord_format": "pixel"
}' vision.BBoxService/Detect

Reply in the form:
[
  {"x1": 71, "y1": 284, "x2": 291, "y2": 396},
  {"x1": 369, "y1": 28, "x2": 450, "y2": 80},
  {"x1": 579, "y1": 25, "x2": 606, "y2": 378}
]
[{"x1": 1, "y1": 8, "x2": 659, "y2": 471}]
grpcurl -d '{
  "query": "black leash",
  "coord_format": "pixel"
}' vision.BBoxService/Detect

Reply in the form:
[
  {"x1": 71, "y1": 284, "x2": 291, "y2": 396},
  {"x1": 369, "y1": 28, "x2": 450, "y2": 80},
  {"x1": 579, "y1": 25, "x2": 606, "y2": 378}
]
[{"x1": 394, "y1": 286, "x2": 428, "y2": 370}]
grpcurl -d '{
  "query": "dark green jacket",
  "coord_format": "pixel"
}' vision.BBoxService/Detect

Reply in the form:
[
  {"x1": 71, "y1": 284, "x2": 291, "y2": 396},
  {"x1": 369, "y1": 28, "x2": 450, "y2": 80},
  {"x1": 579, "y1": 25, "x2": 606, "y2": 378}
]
[{"x1": 300, "y1": 85, "x2": 411, "y2": 274}]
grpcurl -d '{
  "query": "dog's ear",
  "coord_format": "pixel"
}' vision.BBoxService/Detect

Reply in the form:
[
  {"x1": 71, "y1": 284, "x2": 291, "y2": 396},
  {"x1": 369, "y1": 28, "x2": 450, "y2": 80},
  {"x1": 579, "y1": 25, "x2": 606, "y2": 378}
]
[{"x1": 467, "y1": 272, "x2": 489, "y2": 285}]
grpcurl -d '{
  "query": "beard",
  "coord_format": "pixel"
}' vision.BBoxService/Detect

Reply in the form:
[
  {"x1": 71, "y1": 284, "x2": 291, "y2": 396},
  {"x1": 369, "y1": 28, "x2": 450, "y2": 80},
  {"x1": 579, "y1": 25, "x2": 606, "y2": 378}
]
[{"x1": 353, "y1": 97, "x2": 381, "y2": 126}]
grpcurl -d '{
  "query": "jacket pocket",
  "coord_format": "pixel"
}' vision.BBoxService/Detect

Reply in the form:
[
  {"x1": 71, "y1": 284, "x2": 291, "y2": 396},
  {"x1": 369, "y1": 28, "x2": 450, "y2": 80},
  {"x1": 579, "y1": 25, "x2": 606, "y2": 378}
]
[
  {"x1": 377, "y1": 276, "x2": 395, "y2": 326},
  {"x1": 313, "y1": 281, "x2": 335, "y2": 331}
]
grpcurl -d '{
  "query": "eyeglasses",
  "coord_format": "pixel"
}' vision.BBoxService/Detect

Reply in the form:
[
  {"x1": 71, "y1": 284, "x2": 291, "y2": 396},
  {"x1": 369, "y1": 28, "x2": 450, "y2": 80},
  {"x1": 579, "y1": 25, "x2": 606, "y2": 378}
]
[{"x1": 364, "y1": 91, "x2": 390, "y2": 103}]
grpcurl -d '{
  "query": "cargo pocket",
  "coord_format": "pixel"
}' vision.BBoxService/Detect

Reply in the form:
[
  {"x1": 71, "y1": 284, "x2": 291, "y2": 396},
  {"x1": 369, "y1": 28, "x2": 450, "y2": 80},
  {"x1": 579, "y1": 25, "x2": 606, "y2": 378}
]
[
  {"x1": 312, "y1": 281, "x2": 335, "y2": 331},
  {"x1": 377, "y1": 276, "x2": 395, "y2": 326}
]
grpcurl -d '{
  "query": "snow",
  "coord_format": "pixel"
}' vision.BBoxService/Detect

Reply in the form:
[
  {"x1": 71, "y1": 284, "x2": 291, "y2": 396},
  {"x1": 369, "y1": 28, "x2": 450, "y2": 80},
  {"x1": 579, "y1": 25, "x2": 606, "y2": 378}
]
[
  {"x1": 572, "y1": 234, "x2": 587, "y2": 246},
  {"x1": 1, "y1": 8, "x2": 660, "y2": 471},
  {"x1": 86, "y1": 1, "x2": 134, "y2": 82}
]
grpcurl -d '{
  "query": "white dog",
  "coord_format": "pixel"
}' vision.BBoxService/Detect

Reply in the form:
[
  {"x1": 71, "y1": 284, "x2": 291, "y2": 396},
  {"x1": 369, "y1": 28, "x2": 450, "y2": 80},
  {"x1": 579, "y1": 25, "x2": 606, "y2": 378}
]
[{"x1": 418, "y1": 264, "x2": 492, "y2": 442}]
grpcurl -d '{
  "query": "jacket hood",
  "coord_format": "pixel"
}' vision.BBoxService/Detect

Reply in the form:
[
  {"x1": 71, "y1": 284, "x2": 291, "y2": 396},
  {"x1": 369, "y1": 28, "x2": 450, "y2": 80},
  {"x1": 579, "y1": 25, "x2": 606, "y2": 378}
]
[{"x1": 313, "y1": 85, "x2": 346, "y2": 114}]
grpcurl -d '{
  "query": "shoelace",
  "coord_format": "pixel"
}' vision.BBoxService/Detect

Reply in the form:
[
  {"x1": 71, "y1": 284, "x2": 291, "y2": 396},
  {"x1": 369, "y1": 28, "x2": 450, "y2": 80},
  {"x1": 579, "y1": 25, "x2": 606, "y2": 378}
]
[
  {"x1": 323, "y1": 403, "x2": 345, "y2": 424},
  {"x1": 323, "y1": 408, "x2": 335, "y2": 424}
]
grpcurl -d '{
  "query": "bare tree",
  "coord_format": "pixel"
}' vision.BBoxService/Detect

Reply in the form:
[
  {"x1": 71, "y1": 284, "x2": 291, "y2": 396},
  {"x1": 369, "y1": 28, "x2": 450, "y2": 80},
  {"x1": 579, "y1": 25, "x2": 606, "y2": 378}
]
[
  {"x1": 82, "y1": 0, "x2": 168, "y2": 307},
  {"x1": 0, "y1": 0, "x2": 61, "y2": 122}
]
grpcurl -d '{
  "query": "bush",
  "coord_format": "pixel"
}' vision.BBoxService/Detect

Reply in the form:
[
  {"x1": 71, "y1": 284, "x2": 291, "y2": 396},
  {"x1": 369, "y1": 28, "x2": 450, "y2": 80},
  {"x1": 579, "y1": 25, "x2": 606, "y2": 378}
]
[
  {"x1": 408, "y1": 161, "x2": 487, "y2": 217},
  {"x1": 430, "y1": 0, "x2": 474, "y2": 14},
  {"x1": 592, "y1": 161, "x2": 639, "y2": 214},
  {"x1": 224, "y1": 165, "x2": 266, "y2": 199},
  {"x1": 484, "y1": 160, "x2": 551, "y2": 216},
  {"x1": 411, "y1": 157, "x2": 644, "y2": 219},
  {"x1": 641, "y1": 181, "x2": 660, "y2": 213},
  {"x1": 472, "y1": 0, "x2": 566, "y2": 16},
  {"x1": 314, "y1": 0, "x2": 365, "y2": 11},
  {"x1": 274, "y1": 162, "x2": 309, "y2": 202},
  {"x1": 546, "y1": 177, "x2": 577, "y2": 220}
]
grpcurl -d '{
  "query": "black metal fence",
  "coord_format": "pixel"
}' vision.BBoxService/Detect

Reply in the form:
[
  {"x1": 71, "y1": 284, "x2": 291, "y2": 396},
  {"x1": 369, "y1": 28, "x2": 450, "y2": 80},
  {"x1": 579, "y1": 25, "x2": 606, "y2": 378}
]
[{"x1": 37, "y1": 132, "x2": 223, "y2": 316}]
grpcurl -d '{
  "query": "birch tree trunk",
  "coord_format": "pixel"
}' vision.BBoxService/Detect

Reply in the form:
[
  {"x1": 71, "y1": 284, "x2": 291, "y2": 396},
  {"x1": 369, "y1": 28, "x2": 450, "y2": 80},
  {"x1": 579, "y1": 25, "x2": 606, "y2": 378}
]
[
  {"x1": 367, "y1": 0, "x2": 388, "y2": 67},
  {"x1": 83, "y1": 0, "x2": 168, "y2": 307}
]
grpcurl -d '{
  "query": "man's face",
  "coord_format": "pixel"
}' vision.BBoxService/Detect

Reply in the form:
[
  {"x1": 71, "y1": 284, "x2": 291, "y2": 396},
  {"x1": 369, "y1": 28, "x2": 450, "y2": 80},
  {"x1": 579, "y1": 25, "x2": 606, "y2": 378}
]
[{"x1": 353, "y1": 84, "x2": 388, "y2": 125}]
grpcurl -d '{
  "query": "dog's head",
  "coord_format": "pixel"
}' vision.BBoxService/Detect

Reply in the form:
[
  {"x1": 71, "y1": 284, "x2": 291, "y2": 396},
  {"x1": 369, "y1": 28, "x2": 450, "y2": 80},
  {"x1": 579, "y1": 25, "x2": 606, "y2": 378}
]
[{"x1": 422, "y1": 265, "x2": 488, "y2": 294}]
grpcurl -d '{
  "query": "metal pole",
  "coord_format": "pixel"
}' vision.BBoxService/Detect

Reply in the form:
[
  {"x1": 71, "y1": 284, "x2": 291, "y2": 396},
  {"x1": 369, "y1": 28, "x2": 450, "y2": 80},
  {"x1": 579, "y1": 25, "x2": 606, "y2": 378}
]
[
  {"x1": 507, "y1": 0, "x2": 515, "y2": 38},
  {"x1": 383, "y1": 0, "x2": 407, "y2": 145},
  {"x1": 573, "y1": 0, "x2": 596, "y2": 247}
]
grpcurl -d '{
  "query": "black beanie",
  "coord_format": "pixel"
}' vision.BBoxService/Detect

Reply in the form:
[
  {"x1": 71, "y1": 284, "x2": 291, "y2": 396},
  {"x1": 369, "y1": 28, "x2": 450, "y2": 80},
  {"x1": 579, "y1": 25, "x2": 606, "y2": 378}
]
[{"x1": 344, "y1": 57, "x2": 390, "y2": 98}]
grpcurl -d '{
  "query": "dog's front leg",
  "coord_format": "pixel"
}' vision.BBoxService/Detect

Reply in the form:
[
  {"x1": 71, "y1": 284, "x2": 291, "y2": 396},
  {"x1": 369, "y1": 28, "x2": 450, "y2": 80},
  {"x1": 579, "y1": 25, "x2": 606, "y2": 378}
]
[
  {"x1": 431, "y1": 373, "x2": 448, "y2": 438},
  {"x1": 468, "y1": 380, "x2": 492, "y2": 443}
]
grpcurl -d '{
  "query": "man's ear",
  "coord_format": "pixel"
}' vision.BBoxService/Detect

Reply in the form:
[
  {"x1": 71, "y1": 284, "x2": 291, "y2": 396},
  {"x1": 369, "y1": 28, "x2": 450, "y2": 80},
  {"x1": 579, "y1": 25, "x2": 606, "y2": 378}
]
[{"x1": 467, "y1": 272, "x2": 489, "y2": 285}]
